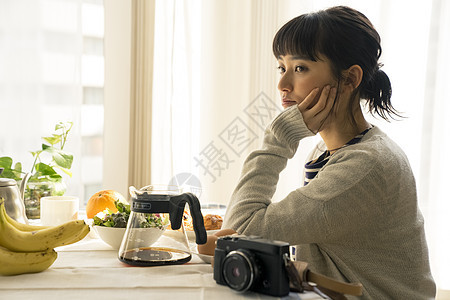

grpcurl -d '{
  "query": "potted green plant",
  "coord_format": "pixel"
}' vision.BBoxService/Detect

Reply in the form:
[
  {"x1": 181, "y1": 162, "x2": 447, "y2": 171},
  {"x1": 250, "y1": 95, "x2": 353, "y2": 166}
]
[{"x1": 0, "y1": 122, "x2": 74, "y2": 219}]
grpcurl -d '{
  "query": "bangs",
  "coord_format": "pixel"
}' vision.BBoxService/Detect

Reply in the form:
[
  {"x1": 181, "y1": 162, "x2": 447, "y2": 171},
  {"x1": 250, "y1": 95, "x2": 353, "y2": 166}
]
[{"x1": 272, "y1": 13, "x2": 324, "y2": 61}]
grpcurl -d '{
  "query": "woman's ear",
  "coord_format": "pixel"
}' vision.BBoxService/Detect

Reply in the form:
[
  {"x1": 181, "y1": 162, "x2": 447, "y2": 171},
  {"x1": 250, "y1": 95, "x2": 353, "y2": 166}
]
[{"x1": 342, "y1": 65, "x2": 363, "y2": 91}]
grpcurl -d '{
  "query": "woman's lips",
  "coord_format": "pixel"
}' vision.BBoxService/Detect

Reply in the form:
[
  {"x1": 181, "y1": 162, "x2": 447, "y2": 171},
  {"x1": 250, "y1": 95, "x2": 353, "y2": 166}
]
[{"x1": 282, "y1": 99, "x2": 297, "y2": 108}]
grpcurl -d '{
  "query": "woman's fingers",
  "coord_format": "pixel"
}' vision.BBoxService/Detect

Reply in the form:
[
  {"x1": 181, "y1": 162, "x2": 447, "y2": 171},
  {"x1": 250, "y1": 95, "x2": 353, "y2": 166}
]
[
  {"x1": 298, "y1": 85, "x2": 337, "y2": 133},
  {"x1": 298, "y1": 88, "x2": 319, "y2": 112},
  {"x1": 315, "y1": 86, "x2": 336, "y2": 119}
]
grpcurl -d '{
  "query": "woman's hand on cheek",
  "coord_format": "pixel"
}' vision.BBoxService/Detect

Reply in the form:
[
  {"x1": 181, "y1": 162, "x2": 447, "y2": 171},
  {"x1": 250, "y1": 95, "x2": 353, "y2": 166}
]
[{"x1": 298, "y1": 85, "x2": 337, "y2": 134}]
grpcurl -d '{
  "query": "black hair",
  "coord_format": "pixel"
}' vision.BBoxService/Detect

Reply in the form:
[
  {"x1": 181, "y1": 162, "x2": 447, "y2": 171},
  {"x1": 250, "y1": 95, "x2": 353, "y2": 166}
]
[{"x1": 273, "y1": 6, "x2": 401, "y2": 121}]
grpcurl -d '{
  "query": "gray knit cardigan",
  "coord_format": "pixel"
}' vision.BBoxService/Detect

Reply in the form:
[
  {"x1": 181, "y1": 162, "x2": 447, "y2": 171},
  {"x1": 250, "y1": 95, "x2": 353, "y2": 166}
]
[{"x1": 223, "y1": 105, "x2": 436, "y2": 299}]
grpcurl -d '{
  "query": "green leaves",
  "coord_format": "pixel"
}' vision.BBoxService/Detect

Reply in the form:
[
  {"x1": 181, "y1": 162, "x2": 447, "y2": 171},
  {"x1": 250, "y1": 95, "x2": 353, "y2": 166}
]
[
  {"x1": 42, "y1": 135, "x2": 61, "y2": 146},
  {"x1": 28, "y1": 122, "x2": 73, "y2": 180},
  {"x1": 34, "y1": 163, "x2": 57, "y2": 175},
  {"x1": 0, "y1": 157, "x2": 22, "y2": 180},
  {"x1": 29, "y1": 163, "x2": 64, "y2": 183},
  {"x1": 0, "y1": 121, "x2": 74, "y2": 182},
  {"x1": 0, "y1": 157, "x2": 13, "y2": 168},
  {"x1": 116, "y1": 200, "x2": 130, "y2": 214},
  {"x1": 41, "y1": 144, "x2": 73, "y2": 170},
  {"x1": 93, "y1": 201, "x2": 168, "y2": 229},
  {"x1": 93, "y1": 215, "x2": 115, "y2": 227}
]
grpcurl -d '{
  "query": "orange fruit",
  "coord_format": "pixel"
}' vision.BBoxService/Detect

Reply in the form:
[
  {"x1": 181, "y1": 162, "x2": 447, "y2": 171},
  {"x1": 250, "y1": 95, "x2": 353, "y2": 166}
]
[{"x1": 86, "y1": 190, "x2": 127, "y2": 219}]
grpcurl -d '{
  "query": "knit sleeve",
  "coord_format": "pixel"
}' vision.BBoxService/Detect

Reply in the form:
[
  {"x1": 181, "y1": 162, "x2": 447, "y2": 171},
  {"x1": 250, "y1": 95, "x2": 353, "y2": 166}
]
[{"x1": 223, "y1": 106, "x2": 387, "y2": 245}]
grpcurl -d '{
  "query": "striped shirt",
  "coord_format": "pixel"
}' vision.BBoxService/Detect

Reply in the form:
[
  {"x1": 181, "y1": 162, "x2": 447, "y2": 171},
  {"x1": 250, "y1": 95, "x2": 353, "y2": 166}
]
[{"x1": 304, "y1": 128, "x2": 371, "y2": 186}]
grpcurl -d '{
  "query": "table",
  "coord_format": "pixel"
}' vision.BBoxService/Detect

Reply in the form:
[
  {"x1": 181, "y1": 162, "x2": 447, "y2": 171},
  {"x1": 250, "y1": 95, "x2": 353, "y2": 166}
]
[{"x1": 0, "y1": 229, "x2": 322, "y2": 300}]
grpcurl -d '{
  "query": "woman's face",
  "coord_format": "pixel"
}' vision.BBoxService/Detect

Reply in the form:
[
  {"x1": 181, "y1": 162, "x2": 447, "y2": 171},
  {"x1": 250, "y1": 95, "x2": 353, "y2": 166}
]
[{"x1": 277, "y1": 54, "x2": 337, "y2": 109}]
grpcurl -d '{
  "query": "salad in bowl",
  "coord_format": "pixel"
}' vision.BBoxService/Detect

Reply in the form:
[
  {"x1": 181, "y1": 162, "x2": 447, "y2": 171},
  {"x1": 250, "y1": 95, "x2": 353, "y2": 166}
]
[{"x1": 93, "y1": 201, "x2": 169, "y2": 249}]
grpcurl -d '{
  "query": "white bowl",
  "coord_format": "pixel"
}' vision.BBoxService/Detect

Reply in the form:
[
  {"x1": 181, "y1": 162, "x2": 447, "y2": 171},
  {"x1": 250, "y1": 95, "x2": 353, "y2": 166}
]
[
  {"x1": 93, "y1": 226, "x2": 126, "y2": 249},
  {"x1": 94, "y1": 226, "x2": 166, "y2": 249}
]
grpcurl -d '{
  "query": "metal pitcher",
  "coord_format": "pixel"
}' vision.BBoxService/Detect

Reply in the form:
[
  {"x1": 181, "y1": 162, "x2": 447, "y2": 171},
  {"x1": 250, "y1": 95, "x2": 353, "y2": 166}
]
[{"x1": 0, "y1": 172, "x2": 30, "y2": 224}]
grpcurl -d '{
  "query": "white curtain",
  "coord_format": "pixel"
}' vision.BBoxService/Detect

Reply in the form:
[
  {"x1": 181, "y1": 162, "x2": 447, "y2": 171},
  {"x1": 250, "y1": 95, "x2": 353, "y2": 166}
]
[
  {"x1": 151, "y1": 0, "x2": 207, "y2": 198},
  {"x1": 128, "y1": 0, "x2": 155, "y2": 190},
  {"x1": 420, "y1": 0, "x2": 450, "y2": 291},
  {"x1": 151, "y1": 0, "x2": 282, "y2": 202},
  {"x1": 150, "y1": 0, "x2": 450, "y2": 290}
]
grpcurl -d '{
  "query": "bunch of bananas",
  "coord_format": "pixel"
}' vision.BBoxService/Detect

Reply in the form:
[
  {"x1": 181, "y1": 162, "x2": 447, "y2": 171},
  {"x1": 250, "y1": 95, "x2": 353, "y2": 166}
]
[{"x1": 0, "y1": 199, "x2": 90, "y2": 276}]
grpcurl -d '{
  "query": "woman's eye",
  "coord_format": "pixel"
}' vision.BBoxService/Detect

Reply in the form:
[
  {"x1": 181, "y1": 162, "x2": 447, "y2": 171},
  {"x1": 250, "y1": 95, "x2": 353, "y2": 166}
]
[
  {"x1": 277, "y1": 65, "x2": 306, "y2": 74},
  {"x1": 295, "y1": 65, "x2": 307, "y2": 72}
]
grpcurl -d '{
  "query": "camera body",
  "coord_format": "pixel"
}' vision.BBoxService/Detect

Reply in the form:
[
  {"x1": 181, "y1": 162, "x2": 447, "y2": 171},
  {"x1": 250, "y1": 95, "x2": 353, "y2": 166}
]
[{"x1": 213, "y1": 235, "x2": 290, "y2": 297}]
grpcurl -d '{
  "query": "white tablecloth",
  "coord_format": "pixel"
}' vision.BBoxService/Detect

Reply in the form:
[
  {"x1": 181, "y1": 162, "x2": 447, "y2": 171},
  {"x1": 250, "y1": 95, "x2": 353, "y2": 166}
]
[{"x1": 0, "y1": 230, "x2": 322, "y2": 300}]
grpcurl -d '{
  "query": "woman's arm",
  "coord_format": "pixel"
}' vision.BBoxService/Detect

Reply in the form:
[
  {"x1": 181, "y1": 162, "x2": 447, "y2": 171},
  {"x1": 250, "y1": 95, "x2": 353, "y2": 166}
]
[
  {"x1": 223, "y1": 105, "x2": 384, "y2": 245},
  {"x1": 223, "y1": 105, "x2": 316, "y2": 238}
]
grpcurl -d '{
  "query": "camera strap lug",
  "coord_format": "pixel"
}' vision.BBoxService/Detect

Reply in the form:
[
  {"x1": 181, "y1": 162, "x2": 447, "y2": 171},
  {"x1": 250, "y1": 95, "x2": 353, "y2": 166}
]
[{"x1": 284, "y1": 253, "x2": 305, "y2": 293}]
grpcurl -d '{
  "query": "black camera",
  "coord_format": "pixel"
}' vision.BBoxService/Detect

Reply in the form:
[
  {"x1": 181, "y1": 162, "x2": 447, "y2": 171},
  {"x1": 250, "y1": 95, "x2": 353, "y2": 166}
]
[{"x1": 213, "y1": 235, "x2": 290, "y2": 297}]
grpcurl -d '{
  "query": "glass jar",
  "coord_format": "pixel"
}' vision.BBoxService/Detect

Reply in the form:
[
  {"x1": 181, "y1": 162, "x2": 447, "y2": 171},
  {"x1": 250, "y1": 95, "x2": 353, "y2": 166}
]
[{"x1": 23, "y1": 179, "x2": 66, "y2": 219}]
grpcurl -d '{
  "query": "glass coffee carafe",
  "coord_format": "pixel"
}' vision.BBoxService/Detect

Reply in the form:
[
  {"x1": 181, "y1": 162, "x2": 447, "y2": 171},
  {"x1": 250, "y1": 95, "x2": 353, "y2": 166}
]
[{"x1": 118, "y1": 185, "x2": 207, "y2": 266}]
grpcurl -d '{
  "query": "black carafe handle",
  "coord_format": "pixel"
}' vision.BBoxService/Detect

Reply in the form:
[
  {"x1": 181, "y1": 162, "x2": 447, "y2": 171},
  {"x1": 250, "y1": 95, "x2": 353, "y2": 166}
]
[{"x1": 169, "y1": 193, "x2": 207, "y2": 244}]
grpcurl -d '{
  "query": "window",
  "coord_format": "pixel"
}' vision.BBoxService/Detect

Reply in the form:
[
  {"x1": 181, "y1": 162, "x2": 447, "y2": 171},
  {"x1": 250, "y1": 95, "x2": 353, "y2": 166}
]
[{"x1": 0, "y1": 0, "x2": 104, "y2": 208}]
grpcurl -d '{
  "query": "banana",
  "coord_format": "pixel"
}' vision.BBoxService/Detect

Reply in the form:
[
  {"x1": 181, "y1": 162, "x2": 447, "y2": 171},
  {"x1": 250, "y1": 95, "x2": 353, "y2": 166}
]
[
  {"x1": 58, "y1": 221, "x2": 91, "y2": 247},
  {"x1": 1, "y1": 205, "x2": 50, "y2": 232},
  {"x1": 0, "y1": 202, "x2": 90, "y2": 252},
  {"x1": 0, "y1": 246, "x2": 57, "y2": 276},
  {"x1": 0, "y1": 198, "x2": 49, "y2": 232}
]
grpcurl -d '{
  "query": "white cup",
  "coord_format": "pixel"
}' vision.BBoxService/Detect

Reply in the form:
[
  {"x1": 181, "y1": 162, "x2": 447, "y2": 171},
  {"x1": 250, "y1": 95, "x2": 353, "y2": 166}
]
[{"x1": 40, "y1": 196, "x2": 79, "y2": 226}]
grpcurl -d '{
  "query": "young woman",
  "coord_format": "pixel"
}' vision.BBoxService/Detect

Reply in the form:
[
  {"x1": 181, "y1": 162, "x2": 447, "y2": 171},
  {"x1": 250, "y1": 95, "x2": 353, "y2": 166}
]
[{"x1": 199, "y1": 6, "x2": 436, "y2": 299}]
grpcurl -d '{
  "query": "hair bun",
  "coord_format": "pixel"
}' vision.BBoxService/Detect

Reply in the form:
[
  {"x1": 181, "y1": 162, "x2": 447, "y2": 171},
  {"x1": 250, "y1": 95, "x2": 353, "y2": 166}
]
[{"x1": 363, "y1": 69, "x2": 397, "y2": 119}]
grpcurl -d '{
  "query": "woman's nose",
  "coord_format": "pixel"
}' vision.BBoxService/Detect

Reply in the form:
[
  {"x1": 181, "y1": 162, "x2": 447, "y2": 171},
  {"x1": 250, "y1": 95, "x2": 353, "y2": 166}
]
[{"x1": 278, "y1": 73, "x2": 293, "y2": 93}]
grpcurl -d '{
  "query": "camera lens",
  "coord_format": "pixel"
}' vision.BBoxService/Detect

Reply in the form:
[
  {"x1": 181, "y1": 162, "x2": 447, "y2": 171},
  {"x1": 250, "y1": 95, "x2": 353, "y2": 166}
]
[{"x1": 222, "y1": 249, "x2": 260, "y2": 292}]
